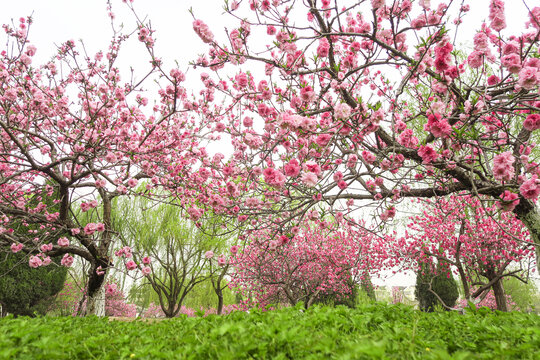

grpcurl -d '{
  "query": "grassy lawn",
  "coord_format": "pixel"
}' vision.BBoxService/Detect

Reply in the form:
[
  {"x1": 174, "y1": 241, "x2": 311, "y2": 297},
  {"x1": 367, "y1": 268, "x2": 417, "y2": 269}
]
[{"x1": 1, "y1": 303, "x2": 539, "y2": 359}]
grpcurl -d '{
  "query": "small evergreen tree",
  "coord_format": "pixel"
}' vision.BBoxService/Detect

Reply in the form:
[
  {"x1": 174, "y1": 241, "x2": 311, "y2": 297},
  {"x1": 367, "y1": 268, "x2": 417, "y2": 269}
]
[
  {"x1": 415, "y1": 260, "x2": 458, "y2": 312},
  {"x1": 432, "y1": 261, "x2": 459, "y2": 310},
  {"x1": 416, "y1": 261, "x2": 437, "y2": 312}
]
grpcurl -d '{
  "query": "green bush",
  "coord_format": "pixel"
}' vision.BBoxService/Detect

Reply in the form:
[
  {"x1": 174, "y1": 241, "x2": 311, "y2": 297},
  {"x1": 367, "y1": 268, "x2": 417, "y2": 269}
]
[{"x1": 0, "y1": 251, "x2": 67, "y2": 317}]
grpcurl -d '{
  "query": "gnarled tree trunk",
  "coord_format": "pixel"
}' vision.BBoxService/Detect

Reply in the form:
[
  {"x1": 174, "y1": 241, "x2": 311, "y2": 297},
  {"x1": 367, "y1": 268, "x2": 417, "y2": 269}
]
[{"x1": 491, "y1": 280, "x2": 508, "y2": 312}]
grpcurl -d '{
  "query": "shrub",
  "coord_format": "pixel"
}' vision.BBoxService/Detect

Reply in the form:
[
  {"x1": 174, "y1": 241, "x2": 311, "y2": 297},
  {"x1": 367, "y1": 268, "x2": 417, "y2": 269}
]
[{"x1": 0, "y1": 251, "x2": 67, "y2": 316}]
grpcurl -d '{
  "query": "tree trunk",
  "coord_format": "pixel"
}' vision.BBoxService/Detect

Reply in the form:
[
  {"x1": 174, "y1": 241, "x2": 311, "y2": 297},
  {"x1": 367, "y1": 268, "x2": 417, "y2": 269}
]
[
  {"x1": 217, "y1": 289, "x2": 224, "y2": 315},
  {"x1": 82, "y1": 269, "x2": 107, "y2": 316},
  {"x1": 492, "y1": 279, "x2": 508, "y2": 312},
  {"x1": 514, "y1": 200, "x2": 540, "y2": 273}
]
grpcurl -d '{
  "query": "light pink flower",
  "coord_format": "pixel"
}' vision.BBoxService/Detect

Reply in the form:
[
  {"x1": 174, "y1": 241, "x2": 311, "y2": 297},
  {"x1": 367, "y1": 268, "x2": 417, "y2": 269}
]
[
  {"x1": 263, "y1": 168, "x2": 286, "y2": 188},
  {"x1": 127, "y1": 178, "x2": 138, "y2": 188},
  {"x1": 11, "y1": 243, "x2": 23, "y2": 253},
  {"x1": 362, "y1": 151, "x2": 377, "y2": 164},
  {"x1": 268, "y1": 240, "x2": 279, "y2": 251},
  {"x1": 25, "y1": 45, "x2": 37, "y2": 57},
  {"x1": 502, "y1": 41, "x2": 520, "y2": 55},
  {"x1": 518, "y1": 67, "x2": 539, "y2": 90},
  {"x1": 301, "y1": 172, "x2": 318, "y2": 187},
  {"x1": 40, "y1": 243, "x2": 53, "y2": 253},
  {"x1": 29, "y1": 255, "x2": 42, "y2": 268},
  {"x1": 193, "y1": 19, "x2": 214, "y2": 44},
  {"x1": 230, "y1": 245, "x2": 239, "y2": 254},
  {"x1": 284, "y1": 159, "x2": 301, "y2": 177},
  {"x1": 467, "y1": 51, "x2": 484, "y2": 69},
  {"x1": 527, "y1": 7, "x2": 540, "y2": 30},
  {"x1": 473, "y1": 32, "x2": 489, "y2": 52},
  {"x1": 371, "y1": 0, "x2": 385, "y2": 9},
  {"x1": 493, "y1": 152, "x2": 515, "y2": 182},
  {"x1": 524, "y1": 114, "x2": 540, "y2": 131},
  {"x1": 105, "y1": 152, "x2": 117, "y2": 163},
  {"x1": 142, "y1": 266, "x2": 152, "y2": 276},
  {"x1": 61, "y1": 254, "x2": 74, "y2": 267},
  {"x1": 84, "y1": 223, "x2": 97, "y2": 235},
  {"x1": 142, "y1": 256, "x2": 151, "y2": 264},
  {"x1": 501, "y1": 54, "x2": 521, "y2": 74},
  {"x1": 315, "y1": 134, "x2": 331, "y2": 147},
  {"x1": 317, "y1": 38, "x2": 330, "y2": 58},
  {"x1": 498, "y1": 190, "x2": 520, "y2": 212},
  {"x1": 489, "y1": 0, "x2": 506, "y2": 31},
  {"x1": 411, "y1": 16, "x2": 427, "y2": 29},
  {"x1": 217, "y1": 256, "x2": 227, "y2": 267},
  {"x1": 243, "y1": 116, "x2": 253, "y2": 127},
  {"x1": 235, "y1": 72, "x2": 248, "y2": 88},
  {"x1": 333, "y1": 171, "x2": 344, "y2": 182},
  {"x1": 126, "y1": 260, "x2": 137, "y2": 271},
  {"x1": 205, "y1": 250, "x2": 214, "y2": 259},
  {"x1": 334, "y1": 103, "x2": 351, "y2": 119},
  {"x1": 520, "y1": 176, "x2": 540, "y2": 200}
]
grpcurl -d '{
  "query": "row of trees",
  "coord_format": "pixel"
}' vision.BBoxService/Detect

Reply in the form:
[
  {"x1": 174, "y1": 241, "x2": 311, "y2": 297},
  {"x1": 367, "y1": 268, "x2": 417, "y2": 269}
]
[
  {"x1": 0, "y1": 0, "x2": 539, "y2": 314},
  {"x1": 1, "y1": 193, "x2": 537, "y2": 315}
]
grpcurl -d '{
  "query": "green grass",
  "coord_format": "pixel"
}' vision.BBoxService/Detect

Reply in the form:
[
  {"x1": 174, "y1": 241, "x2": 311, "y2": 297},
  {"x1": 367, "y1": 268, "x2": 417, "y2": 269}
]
[{"x1": 0, "y1": 303, "x2": 539, "y2": 359}]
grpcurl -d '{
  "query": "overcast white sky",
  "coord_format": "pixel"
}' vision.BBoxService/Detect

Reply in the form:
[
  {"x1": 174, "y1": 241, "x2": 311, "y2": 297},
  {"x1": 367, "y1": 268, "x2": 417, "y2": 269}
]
[{"x1": 0, "y1": 0, "x2": 535, "y2": 74}]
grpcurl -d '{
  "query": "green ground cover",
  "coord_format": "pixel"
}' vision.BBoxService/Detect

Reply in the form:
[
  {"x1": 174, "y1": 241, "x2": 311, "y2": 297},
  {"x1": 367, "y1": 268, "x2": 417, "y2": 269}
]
[{"x1": 1, "y1": 303, "x2": 539, "y2": 359}]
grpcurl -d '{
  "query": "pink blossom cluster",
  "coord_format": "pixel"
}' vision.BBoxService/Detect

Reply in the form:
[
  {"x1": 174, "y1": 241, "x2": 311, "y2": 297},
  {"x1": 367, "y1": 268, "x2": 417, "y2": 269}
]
[
  {"x1": 10, "y1": 243, "x2": 23, "y2": 253},
  {"x1": 104, "y1": 282, "x2": 137, "y2": 317},
  {"x1": 50, "y1": 281, "x2": 137, "y2": 317},
  {"x1": 424, "y1": 113, "x2": 451, "y2": 138},
  {"x1": 498, "y1": 190, "x2": 520, "y2": 212},
  {"x1": 488, "y1": 0, "x2": 506, "y2": 32},
  {"x1": 230, "y1": 221, "x2": 389, "y2": 307},
  {"x1": 492, "y1": 151, "x2": 515, "y2": 182},
  {"x1": 458, "y1": 289, "x2": 519, "y2": 311},
  {"x1": 83, "y1": 222, "x2": 105, "y2": 236},
  {"x1": 518, "y1": 61, "x2": 540, "y2": 90},
  {"x1": 193, "y1": 20, "x2": 214, "y2": 44},
  {"x1": 523, "y1": 114, "x2": 540, "y2": 131},
  {"x1": 519, "y1": 176, "x2": 540, "y2": 200}
]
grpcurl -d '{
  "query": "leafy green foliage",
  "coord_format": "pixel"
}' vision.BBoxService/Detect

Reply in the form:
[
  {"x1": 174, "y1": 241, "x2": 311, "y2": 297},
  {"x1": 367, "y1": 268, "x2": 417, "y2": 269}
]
[
  {"x1": 181, "y1": 277, "x2": 237, "y2": 310},
  {"x1": 503, "y1": 277, "x2": 540, "y2": 313},
  {"x1": 0, "y1": 251, "x2": 67, "y2": 316},
  {"x1": 0, "y1": 303, "x2": 539, "y2": 359}
]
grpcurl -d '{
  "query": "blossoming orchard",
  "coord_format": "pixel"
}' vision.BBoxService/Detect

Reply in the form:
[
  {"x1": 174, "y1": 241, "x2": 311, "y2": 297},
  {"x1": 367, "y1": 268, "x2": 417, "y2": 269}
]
[{"x1": 0, "y1": 0, "x2": 539, "y2": 334}]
